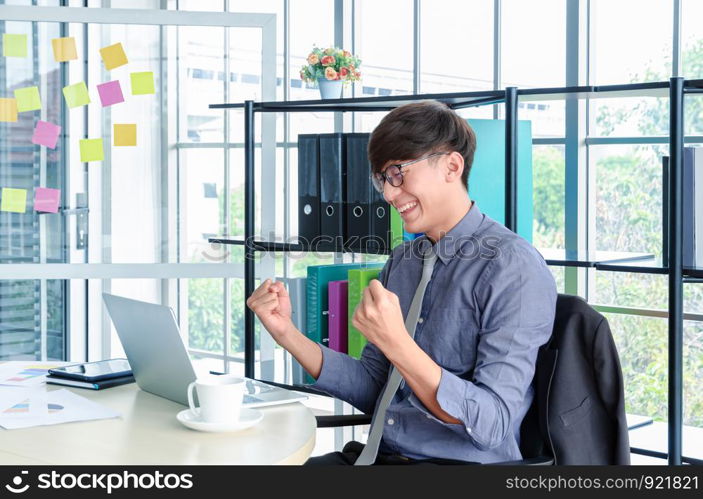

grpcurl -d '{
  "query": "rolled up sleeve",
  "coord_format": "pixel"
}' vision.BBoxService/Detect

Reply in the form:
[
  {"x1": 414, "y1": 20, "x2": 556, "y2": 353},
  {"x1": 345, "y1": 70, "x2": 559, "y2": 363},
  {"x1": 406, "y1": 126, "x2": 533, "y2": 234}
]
[
  {"x1": 431, "y1": 246, "x2": 557, "y2": 449},
  {"x1": 313, "y1": 343, "x2": 390, "y2": 414}
]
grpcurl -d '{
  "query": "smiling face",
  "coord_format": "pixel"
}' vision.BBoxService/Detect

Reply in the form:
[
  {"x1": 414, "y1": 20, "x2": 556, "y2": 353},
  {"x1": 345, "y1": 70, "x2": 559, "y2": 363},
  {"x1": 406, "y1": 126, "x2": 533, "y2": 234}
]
[{"x1": 382, "y1": 151, "x2": 471, "y2": 242}]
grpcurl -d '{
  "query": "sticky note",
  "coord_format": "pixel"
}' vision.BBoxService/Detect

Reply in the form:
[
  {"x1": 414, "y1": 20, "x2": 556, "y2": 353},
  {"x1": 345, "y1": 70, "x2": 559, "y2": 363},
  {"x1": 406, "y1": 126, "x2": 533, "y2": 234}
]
[
  {"x1": 63, "y1": 82, "x2": 90, "y2": 108},
  {"x1": 51, "y1": 37, "x2": 77, "y2": 62},
  {"x1": 1, "y1": 188, "x2": 27, "y2": 213},
  {"x1": 0, "y1": 98, "x2": 18, "y2": 122},
  {"x1": 114, "y1": 124, "x2": 136, "y2": 146},
  {"x1": 3, "y1": 34, "x2": 27, "y2": 58},
  {"x1": 79, "y1": 138, "x2": 104, "y2": 162},
  {"x1": 34, "y1": 187, "x2": 61, "y2": 213},
  {"x1": 130, "y1": 72, "x2": 155, "y2": 95},
  {"x1": 31, "y1": 121, "x2": 61, "y2": 149},
  {"x1": 97, "y1": 80, "x2": 124, "y2": 107},
  {"x1": 14, "y1": 86, "x2": 41, "y2": 112},
  {"x1": 99, "y1": 42, "x2": 128, "y2": 70}
]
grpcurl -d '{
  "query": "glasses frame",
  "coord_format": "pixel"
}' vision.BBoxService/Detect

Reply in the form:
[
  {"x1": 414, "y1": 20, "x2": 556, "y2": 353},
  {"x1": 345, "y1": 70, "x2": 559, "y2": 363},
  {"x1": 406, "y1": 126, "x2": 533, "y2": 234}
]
[{"x1": 371, "y1": 152, "x2": 449, "y2": 193}]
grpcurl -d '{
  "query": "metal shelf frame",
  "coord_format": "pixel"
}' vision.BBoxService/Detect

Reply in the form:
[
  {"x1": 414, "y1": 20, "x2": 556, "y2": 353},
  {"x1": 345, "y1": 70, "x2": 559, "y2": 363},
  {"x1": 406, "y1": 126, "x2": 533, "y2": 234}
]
[{"x1": 211, "y1": 77, "x2": 699, "y2": 465}]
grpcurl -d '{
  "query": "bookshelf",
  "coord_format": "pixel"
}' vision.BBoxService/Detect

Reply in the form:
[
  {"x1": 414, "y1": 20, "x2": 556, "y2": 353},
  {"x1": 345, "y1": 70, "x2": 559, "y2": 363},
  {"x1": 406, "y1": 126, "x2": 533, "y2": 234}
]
[{"x1": 209, "y1": 77, "x2": 703, "y2": 465}]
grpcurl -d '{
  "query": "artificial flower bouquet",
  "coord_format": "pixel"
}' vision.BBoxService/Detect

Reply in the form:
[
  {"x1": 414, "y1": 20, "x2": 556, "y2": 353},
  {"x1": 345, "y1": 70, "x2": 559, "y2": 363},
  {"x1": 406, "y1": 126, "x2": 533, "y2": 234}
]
[{"x1": 300, "y1": 46, "x2": 362, "y2": 84}]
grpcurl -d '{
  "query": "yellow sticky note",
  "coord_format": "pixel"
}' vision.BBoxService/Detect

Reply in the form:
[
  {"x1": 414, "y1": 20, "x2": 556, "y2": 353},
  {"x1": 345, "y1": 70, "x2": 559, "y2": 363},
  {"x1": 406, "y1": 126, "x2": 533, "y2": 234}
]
[
  {"x1": 130, "y1": 72, "x2": 155, "y2": 95},
  {"x1": 62, "y1": 82, "x2": 91, "y2": 109},
  {"x1": 0, "y1": 98, "x2": 18, "y2": 122},
  {"x1": 14, "y1": 86, "x2": 41, "y2": 112},
  {"x1": 114, "y1": 124, "x2": 136, "y2": 146},
  {"x1": 99, "y1": 43, "x2": 128, "y2": 70},
  {"x1": 3, "y1": 34, "x2": 27, "y2": 58},
  {"x1": 51, "y1": 37, "x2": 77, "y2": 62},
  {"x1": 1, "y1": 188, "x2": 27, "y2": 213},
  {"x1": 79, "y1": 138, "x2": 104, "y2": 162}
]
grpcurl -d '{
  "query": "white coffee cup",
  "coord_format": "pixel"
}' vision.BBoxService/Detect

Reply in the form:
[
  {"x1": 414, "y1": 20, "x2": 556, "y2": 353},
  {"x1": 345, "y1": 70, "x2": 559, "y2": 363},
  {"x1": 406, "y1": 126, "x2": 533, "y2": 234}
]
[{"x1": 187, "y1": 375, "x2": 245, "y2": 424}]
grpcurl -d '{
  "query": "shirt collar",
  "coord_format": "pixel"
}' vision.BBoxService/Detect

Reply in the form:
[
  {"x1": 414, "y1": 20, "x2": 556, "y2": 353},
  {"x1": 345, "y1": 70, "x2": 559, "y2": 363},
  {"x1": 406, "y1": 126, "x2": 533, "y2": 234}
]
[{"x1": 416, "y1": 202, "x2": 485, "y2": 265}]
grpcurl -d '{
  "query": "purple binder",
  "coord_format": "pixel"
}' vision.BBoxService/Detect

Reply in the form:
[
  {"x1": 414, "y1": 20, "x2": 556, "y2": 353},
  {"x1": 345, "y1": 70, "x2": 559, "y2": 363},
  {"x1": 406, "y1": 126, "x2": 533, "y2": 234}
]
[{"x1": 328, "y1": 280, "x2": 348, "y2": 353}]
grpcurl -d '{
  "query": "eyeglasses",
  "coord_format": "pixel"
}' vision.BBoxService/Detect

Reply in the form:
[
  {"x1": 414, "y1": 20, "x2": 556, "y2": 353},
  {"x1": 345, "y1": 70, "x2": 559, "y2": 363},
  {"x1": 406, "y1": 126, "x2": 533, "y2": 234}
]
[{"x1": 371, "y1": 152, "x2": 449, "y2": 193}]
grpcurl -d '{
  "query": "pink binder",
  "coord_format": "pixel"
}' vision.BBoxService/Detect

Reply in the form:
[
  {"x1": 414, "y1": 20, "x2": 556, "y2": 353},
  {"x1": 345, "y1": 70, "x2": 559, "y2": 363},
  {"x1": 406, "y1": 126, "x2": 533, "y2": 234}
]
[{"x1": 328, "y1": 280, "x2": 348, "y2": 353}]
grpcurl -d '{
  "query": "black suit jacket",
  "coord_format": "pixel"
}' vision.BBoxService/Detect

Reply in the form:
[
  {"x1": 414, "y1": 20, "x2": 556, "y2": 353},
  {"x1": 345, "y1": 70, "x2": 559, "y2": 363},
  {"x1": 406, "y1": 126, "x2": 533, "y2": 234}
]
[{"x1": 533, "y1": 294, "x2": 630, "y2": 465}]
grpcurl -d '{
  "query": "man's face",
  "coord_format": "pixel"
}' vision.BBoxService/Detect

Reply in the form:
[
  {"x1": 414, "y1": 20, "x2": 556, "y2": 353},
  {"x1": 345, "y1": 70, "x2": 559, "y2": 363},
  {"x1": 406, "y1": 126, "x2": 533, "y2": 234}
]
[{"x1": 381, "y1": 154, "x2": 448, "y2": 235}]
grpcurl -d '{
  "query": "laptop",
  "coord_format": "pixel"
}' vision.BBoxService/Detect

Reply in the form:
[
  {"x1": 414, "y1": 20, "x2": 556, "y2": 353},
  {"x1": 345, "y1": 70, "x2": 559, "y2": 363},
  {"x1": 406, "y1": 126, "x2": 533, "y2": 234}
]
[{"x1": 102, "y1": 293, "x2": 307, "y2": 408}]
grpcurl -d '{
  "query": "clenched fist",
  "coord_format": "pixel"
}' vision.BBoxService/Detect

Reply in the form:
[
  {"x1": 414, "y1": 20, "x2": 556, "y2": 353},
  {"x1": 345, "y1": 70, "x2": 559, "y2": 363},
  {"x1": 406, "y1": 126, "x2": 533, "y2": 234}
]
[
  {"x1": 351, "y1": 279, "x2": 410, "y2": 354},
  {"x1": 246, "y1": 279, "x2": 294, "y2": 343}
]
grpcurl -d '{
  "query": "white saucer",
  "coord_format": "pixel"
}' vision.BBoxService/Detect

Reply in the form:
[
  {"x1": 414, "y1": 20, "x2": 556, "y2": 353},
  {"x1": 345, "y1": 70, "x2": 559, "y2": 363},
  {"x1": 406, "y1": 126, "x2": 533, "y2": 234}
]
[{"x1": 176, "y1": 408, "x2": 263, "y2": 433}]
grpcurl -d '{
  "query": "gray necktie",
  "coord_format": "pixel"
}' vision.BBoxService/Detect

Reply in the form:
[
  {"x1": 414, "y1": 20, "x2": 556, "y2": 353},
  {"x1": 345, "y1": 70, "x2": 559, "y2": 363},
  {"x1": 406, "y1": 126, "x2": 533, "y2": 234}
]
[{"x1": 355, "y1": 244, "x2": 437, "y2": 465}]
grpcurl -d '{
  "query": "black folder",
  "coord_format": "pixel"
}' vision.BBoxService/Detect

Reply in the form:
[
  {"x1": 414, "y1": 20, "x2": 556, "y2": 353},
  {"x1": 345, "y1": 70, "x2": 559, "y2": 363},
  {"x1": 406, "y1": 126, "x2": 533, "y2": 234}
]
[
  {"x1": 345, "y1": 133, "x2": 372, "y2": 253},
  {"x1": 298, "y1": 134, "x2": 320, "y2": 247},
  {"x1": 319, "y1": 133, "x2": 345, "y2": 252},
  {"x1": 369, "y1": 176, "x2": 391, "y2": 254}
]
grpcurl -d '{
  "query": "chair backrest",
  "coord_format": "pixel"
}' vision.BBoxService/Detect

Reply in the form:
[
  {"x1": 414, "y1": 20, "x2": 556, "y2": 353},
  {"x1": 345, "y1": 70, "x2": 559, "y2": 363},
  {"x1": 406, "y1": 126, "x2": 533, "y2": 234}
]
[{"x1": 533, "y1": 293, "x2": 630, "y2": 465}]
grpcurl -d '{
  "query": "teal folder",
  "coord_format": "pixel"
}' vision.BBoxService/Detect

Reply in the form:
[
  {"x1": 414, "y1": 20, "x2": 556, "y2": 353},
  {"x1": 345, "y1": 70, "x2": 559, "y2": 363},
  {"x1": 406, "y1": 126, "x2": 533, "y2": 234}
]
[{"x1": 467, "y1": 119, "x2": 533, "y2": 242}]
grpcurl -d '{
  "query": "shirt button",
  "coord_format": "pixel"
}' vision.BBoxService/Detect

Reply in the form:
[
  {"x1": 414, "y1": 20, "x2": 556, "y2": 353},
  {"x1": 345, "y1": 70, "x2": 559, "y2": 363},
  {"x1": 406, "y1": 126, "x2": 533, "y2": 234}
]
[
  {"x1": 418, "y1": 318, "x2": 424, "y2": 324},
  {"x1": 466, "y1": 427, "x2": 472, "y2": 434},
  {"x1": 387, "y1": 418, "x2": 395, "y2": 425},
  {"x1": 426, "y1": 414, "x2": 433, "y2": 419}
]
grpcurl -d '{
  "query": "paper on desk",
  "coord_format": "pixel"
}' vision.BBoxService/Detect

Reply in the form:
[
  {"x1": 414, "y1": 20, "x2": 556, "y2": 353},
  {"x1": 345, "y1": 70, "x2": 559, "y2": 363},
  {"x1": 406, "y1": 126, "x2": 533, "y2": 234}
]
[
  {"x1": 0, "y1": 362, "x2": 66, "y2": 387},
  {"x1": 0, "y1": 388, "x2": 120, "y2": 430}
]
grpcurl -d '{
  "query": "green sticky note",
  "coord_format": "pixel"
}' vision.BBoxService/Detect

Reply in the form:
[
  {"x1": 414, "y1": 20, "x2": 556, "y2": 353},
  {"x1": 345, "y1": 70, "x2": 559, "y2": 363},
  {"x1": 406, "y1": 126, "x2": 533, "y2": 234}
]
[
  {"x1": 14, "y1": 86, "x2": 41, "y2": 112},
  {"x1": 63, "y1": 82, "x2": 91, "y2": 109},
  {"x1": 3, "y1": 34, "x2": 27, "y2": 58},
  {"x1": 1, "y1": 188, "x2": 27, "y2": 213},
  {"x1": 79, "y1": 138, "x2": 104, "y2": 162},
  {"x1": 130, "y1": 72, "x2": 155, "y2": 95}
]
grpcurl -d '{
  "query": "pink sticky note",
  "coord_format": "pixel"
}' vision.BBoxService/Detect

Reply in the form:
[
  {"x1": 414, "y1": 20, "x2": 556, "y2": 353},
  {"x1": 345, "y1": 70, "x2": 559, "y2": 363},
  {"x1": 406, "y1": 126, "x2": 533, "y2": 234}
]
[
  {"x1": 97, "y1": 80, "x2": 124, "y2": 107},
  {"x1": 31, "y1": 120, "x2": 61, "y2": 149},
  {"x1": 34, "y1": 187, "x2": 61, "y2": 213}
]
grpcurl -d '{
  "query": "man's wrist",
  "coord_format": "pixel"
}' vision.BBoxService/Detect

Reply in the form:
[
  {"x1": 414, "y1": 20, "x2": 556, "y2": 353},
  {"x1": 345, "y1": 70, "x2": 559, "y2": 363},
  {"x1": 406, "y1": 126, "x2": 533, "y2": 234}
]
[
  {"x1": 385, "y1": 330, "x2": 418, "y2": 365},
  {"x1": 275, "y1": 321, "x2": 299, "y2": 347}
]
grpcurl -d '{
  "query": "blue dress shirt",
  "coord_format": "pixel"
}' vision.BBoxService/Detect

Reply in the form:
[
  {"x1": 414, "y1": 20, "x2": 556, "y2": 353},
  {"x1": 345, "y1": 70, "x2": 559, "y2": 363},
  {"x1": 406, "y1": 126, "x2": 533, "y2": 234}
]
[{"x1": 313, "y1": 202, "x2": 557, "y2": 463}]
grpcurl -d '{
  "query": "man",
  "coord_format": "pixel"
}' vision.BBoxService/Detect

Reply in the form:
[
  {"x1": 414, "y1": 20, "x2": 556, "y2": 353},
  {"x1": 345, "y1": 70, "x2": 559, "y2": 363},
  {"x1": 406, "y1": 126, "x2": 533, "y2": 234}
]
[{"x1": 246, "y1": 100, "x2": 557, "y2": 464}]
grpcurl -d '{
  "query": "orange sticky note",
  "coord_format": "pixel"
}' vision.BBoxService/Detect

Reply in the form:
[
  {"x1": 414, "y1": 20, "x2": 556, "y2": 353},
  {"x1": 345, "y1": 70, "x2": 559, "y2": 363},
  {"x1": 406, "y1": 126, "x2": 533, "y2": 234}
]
[
  {"x1": 99, "y1": 42, "x2": 128, "y2": 71},
  {"x1": 0, "y1": 98, "x2": 18, "y2": 122},
  {"x1": 51, "y1": 37, "x2": 77, "y2": 62},
  {"x1": 114, "y1": 124, "x2": 136, "y2": 146}
]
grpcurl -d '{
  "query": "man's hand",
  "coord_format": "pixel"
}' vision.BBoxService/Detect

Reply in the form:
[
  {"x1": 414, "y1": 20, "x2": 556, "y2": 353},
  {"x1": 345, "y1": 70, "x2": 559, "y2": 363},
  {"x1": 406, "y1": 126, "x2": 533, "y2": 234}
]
[
  {"x1": 351, "y1": 279, "x2": 410, "y2": 354},
  {"x1": 246, "y1": 279, "x2": 294, "y2": 343}
]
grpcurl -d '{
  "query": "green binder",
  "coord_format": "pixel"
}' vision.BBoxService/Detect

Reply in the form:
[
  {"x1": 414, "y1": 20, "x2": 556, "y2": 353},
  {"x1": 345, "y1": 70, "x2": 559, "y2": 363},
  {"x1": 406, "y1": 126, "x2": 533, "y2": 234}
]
[
  {"x1": 347, "y1": 267, "x2": 383, "y2": 359},
  {"x1": 390, "y1": 208, "x2": 406, "y2": 248},
  {"x1": 467, "y1": 119, "x2": 533, "y2": 242}
]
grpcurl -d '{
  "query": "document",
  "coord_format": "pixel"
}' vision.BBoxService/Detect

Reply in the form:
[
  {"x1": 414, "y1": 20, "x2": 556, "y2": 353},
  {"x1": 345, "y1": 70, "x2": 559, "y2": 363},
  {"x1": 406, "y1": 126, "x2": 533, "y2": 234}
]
[
  {"x1": 0, "y1": 388, "x2": 120, "y2": 430},
  {"x1": 0, "y1": 361, "x2": 69, "y2": 387}
]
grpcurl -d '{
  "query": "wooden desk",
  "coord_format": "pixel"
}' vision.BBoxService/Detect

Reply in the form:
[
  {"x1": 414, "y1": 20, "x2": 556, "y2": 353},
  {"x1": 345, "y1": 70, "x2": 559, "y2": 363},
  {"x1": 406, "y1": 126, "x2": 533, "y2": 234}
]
[{"x1": 0, "y1": 383, "x2": 316, "y2": 465}]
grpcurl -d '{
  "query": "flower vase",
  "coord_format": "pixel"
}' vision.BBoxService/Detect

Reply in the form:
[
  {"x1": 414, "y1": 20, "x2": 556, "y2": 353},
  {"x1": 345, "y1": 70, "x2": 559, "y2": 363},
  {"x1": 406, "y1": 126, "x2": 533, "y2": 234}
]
[{"x1": 318, "y1": 79, "x2": 343, "y2": 99}]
